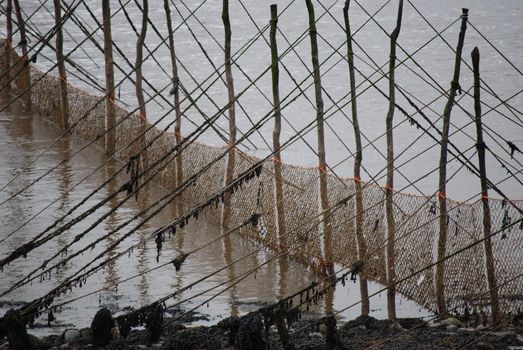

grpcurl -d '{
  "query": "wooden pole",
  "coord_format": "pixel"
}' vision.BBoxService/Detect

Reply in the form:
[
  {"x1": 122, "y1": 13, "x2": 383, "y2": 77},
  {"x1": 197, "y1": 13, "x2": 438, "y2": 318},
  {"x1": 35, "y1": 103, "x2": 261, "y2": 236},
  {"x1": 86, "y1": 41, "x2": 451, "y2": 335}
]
[
  {"x1": 270, "y1": 4, "x2": 287, "y2": 251},
  {"x1": 135, "y1": 0, "x2": 149, "y2": 173},
  {"x1": 102, "y1": 0, "x2": 116, "y2": 157},
  {"x1": 220, "y1": 0, "x2": 237, "y2": 235},
  {"x1": 1, "y1": 0, "x2": 13, "y2": 93},
  {"x1": 343, "y1": 0, "x2": 369, "y2": 316},
  {"x1": 163, "y1": 0, "x2": 184, "y2": 216},
  {"x1": 12, "y1": 0, "x2": 31, "y2": 110},
  {"x1": 435, "y1": 8, "x2": 468, "y2": 319},
  {"x1": 472, "y1": 46, "x2": 501, "y2": 326},
  {"x1": 305, "y1": 0, "x2": 334, "y2": 280},
  {"x1": 53, "y1": 0, "x2": 69, "y2": 130},
  {"x1": 385, "y1": 0, "x2": 403, "y2": 321}
]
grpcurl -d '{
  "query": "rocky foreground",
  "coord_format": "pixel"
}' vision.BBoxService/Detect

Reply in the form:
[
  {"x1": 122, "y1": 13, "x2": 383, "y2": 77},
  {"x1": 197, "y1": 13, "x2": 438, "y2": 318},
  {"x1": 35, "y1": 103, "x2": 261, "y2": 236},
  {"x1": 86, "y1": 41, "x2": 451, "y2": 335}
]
[{"x1": 1, "y1": 307, "x2": 523, "y2": 350}]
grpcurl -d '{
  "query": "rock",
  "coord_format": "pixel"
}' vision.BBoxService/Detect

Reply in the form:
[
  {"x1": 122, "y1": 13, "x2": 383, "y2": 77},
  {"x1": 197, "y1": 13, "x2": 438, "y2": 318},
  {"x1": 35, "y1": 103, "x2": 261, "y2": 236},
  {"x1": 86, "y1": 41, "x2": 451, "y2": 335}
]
[
  {"x1": 441, "y1": 317, "x2": 463, "y2": 328},
  {"x1": 105, "y1": 339, "x2": 128, "y2": 350},
  {"x1": 476, "y1": 324, "x2": 488, "y2": 331},
  {"x1": 235, "y1": 315, "x2": 264, "y2": 350},
  {"x1": 446, "y1": 325, "x2": 458, "y2": 332},
  {"x1": 40, "y1": 335, "x2": 61, "y2": 348},
  {"x1": 79, "y1": 328, "x2": 92, "y2": 343},
  {"x1": 390, "y1": 321, "x2": 404, "y2": 332},
  {"x1": 340, "y1": 315, "x2": 390, "y2": 332},
  {"x1": 91, "y1": 308, "x2": 114, "y2": 346},
  {"x1": 1, "y1": 309, "x2": 43, "y2": 350},
  {"x1": 397, "y1": 318, "x2": 427, "y2": 330},
  {"x1": 318, "y1": 323, "x2": 327, "y2": 334},
  {"x1": 457, "y1": 327, "x2": 476, "y2": 333},
  {"x1": 475, "y1": 342, "x2": 495, "y2": 350},
  {"x1": 49, "y1": 345, "x2": 72, "y2": 350},
  {"x1": 160, "y1": 327, "x2": 220, "y2": 350},
  {"x1": 62, "y1": 329, "x2": 81, "y2": 343},
  {"x1": 125, "y1": 329, "x2": 148, "y2": 345},
  {"x1": 491, "y1": 331, "x2": 516, "y2": 337}
]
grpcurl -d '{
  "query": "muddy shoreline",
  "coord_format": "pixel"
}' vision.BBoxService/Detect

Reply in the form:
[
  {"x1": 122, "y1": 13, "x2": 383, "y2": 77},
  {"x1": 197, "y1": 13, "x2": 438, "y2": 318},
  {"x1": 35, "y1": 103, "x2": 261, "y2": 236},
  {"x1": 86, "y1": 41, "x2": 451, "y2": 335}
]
[{"x1": 2, "y1": 306, "x2": 523, "y2": 350}]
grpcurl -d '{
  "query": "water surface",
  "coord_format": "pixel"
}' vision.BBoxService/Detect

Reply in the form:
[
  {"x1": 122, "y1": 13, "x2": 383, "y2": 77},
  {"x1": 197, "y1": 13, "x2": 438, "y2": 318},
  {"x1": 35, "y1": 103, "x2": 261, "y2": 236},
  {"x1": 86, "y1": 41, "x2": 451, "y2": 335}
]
[{"x1": 0, "y1": 94, "x2": 429, "y2": 336}]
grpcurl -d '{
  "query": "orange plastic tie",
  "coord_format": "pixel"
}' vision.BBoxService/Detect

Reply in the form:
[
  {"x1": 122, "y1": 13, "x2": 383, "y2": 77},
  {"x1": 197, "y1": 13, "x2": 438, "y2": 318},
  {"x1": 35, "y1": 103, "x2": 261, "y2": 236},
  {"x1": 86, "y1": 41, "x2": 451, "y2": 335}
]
[
  {"x1": 58, "y1": 75, "x2": 67, "y2": 82},
  {"x1": 438, "y1": 191, "x2": 446, "y2": 199},
  {"x1": 317, "y1": 164, "x2": 327, "y2": 173},
  {"x1": 354, "y1": 176, "x2": 361, "y2": 183},
  {"x1": 384, "y1": 184, "x2": 393, "y2": 191},
  {"x1": 272, "y1": 156, "x2": 282, "y2": 164},
  {"x1": 481, "y1": 194, "x2": 489, "y2": 200}
]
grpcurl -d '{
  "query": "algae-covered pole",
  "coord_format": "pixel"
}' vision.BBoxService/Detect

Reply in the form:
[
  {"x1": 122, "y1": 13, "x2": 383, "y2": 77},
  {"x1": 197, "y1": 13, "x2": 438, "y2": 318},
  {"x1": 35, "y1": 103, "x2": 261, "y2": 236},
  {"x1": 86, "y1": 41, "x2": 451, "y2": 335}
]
[
  {"x1": 305, "y1": 0, "x2": 334, "y2": 279},
  {"x1": 102, "y1": 0, "x2": 116, "y2": 157},
  {"x1": 385, "y1": 0, "x2": 403, "y2": 321},
  {"x1": 220, "y1": 0, "x2": 237, "y2": 235},
  {"x1": 135, "y1": 0, "x2": 149, "y2": 172},
  {"x1": 1, "y1": 0, "x2": 13, "y2": 92},
  {"x1": 472, "y1": 46, "x2": 500, "y2": 326},
  {"x1": 53, "y1": 0, "x2": 69, "y2": 130},
  {"x1": 435, "y1": 8, "x2": 468, "y2": 319},
  {"x1": 343, "y1": 0, "x2": 369, "y2": 316},
  {"x1": 163, "y1": 0, "x2": 184, "y2": 216},
  {"x1": 12, "y1": 0, "x2": 31, "y2": 109},
  {"x1": 270, "y1": 4, "x2": 287, "y2": 250}
]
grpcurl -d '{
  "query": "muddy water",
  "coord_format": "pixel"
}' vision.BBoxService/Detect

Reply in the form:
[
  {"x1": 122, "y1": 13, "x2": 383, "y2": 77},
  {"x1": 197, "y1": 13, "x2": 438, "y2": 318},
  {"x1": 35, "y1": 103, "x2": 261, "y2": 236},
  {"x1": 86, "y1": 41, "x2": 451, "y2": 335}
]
[
  {"x1": 0, "y1": 95, "x2": 429, "y2": 336},
  {"x1": 4, "y1": 0, "x2": 522, "y2": 202}
]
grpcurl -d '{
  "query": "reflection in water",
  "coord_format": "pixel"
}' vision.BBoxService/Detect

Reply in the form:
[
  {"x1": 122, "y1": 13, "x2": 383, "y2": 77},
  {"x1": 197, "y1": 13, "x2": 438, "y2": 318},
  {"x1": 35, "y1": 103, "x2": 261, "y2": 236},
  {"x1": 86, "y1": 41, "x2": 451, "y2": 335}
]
[
  {"x1": 137, "y1": 202, "x2": 150, "y2": 306},
  {"x1": 222, "y1": 235, "x2": 239, "y2": 317},
  {"x1": 277, "y1": 256, "x2": 288, "y2": 299},
  {"x1": 104, "y1": 168, "x2": 120, "y2": 297},
  {"x1": 324, "y1": 283, "x2": 334, "y2": 316},
  {"x1": 55, "y1": 137, "x2": 72, "y2": 286},
  {"x1": 168, "y1": 200, "x2": 185, "y2": 305},
  {"x1": 0, "y1": 94, "x2": 430, "y2": 337}
]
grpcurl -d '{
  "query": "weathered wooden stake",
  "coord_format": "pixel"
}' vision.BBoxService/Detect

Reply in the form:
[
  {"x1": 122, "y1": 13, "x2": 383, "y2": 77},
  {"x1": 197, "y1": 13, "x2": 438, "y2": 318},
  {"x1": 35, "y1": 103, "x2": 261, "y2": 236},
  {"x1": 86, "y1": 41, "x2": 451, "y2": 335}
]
[
  {"x1": 343, "y1": 0, "x2": 369, "y2": 316},
  {"x1": 385, "y1": 0, "x2": 403, "y2": 321},
  {"x1": 1, "y1": 0, "x2": 13, "y2": 93},
  {"x1": 472, "y1": 46, "x2": 501, "y2": 326},
  {"x1": 220, "y1": 0, "x2": 237, "y2": 235},
  {"x1": 53, "y1": 0, "x2": 69, "y2": 130},
  {"x1": 305, "y1": 0, "x2": 334, "y2": 280},
  {"x1": 135, "y1": 0, "x2": 149, "y2": 173},
  {"x1": 435, "y1": 8, "x2": 468, "y2": 318},
  {"x1": 163, "y1": 0, "x2": 184, "y2": 216},
  {"x1": 12, "y1": 0, "x2": 31, "y2": 110},
  {"x1": 270, "y1": 4, "x2": 287, "y2": 250},
  {"x1": 102, "y1": 0, "x2": 116, "y2": 157}
]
